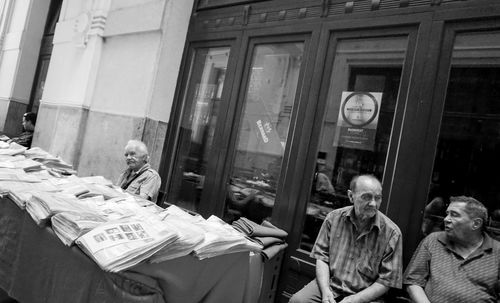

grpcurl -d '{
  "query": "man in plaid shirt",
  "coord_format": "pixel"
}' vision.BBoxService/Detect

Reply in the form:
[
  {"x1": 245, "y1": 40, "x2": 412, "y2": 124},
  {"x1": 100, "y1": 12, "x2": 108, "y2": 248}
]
[{"x1": 290, "y1": 174, "x2": 403, "y2": 303}]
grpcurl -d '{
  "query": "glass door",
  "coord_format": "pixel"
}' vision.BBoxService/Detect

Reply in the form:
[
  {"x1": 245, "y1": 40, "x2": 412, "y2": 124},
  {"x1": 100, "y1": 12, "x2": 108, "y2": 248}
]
[
  {"x1": 299, "y1": 35, "x2": 409, "y2": 250},
  {"x1": 421, "y1": 25, "x2": 500, "y2": 239},
  {"x1": 166, "y1": 44, "x2": 234, "y2": 213},
  {"x1": 280, "y1": 26, "x2": 418, "y2": 300},
  {"x1": 223, "y1": 41, "x2": 305, "y2": 223}
]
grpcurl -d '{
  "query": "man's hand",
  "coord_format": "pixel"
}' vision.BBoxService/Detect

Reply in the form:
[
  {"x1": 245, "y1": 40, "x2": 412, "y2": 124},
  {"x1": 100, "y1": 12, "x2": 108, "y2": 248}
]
[{"x1": 321, "y1": 289, "x2": 336, "y2": 303}]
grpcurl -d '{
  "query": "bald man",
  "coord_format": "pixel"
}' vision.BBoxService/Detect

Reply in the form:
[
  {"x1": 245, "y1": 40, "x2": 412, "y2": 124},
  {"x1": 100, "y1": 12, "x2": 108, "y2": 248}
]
[
  {"x1": 117, "y1": 140, "x2": 161, "y2": 202},
  {"x1": 290, "y1": 175, "x2": 403, "y2": 303}
]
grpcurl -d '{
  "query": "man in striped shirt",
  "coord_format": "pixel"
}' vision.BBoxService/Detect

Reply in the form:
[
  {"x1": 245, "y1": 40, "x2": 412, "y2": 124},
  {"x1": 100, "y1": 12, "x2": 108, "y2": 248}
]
[
  {"x1": 290, "y1": 175, "x2": 403, "y2": 303},
  {"x1": 404, "y1": 196, "x2": 500, "y2": 302}
]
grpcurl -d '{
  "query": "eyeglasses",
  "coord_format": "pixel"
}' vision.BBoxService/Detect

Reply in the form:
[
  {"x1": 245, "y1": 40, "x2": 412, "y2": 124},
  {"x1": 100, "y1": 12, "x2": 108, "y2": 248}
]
[{"x1": 357, "y1": 193, "x2": 383, "y2": 203}]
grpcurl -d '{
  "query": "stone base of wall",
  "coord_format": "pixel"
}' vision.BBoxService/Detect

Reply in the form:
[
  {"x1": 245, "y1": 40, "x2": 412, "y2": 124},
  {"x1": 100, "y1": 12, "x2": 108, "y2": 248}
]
[{"x1": 33, "y1": 103, "x2": 168, "y2": 183}]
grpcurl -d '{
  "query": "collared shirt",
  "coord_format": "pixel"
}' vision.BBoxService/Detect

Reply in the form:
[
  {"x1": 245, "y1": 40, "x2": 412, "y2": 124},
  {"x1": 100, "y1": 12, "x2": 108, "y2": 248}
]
[
  {"x1": 404, "y1": 231, "x2": 500, "y2": 303},
  {"x1": 117, "y1": 163, "x2": 161, "y2": 202},
  {"x1": 310, "y1": 206, "x2": 403, "y2": 297},
  {"x1": 10, "y1": 131, "x2": 33, "y2": 148}
]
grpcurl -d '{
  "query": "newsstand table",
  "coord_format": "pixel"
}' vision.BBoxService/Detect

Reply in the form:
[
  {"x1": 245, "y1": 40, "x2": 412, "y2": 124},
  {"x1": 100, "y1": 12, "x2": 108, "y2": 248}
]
[{"x1": 0, "y1": 197, "x2": 250, "y2": 303}]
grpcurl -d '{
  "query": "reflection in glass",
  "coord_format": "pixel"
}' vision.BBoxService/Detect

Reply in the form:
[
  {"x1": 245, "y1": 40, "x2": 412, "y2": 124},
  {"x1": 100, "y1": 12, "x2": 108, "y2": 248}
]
[
  {"x1": 168, "y1": 47, "x2": 230, "y2": 212},
  {"x1": 299, "y1": 36, "x2": 408, "y2": 251},
  {"x1": 426, "y1": 30, "x2": 500, "y2": 239},
  {"x1": 224, "y1": 42, "x2": 304, "y2": 223}
]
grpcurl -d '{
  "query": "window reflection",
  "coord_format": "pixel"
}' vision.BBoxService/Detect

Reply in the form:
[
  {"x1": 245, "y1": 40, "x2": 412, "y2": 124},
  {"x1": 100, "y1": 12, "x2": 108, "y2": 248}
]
[
  {"x1": 426, "y1": 68, "x2": 500, "y2": 237},
  {"x1": 299, "y1": 35, "x2": 408, "y2": 251},
  {"x1": 224, "y1": 42, "x2": 304, "y2": 223},
  {"x1": 424, "y1": 30, "x2": 500, "y2": 240},
  {"x1": 301, "y1": 68, "x2": 401, "y2": 250},
  {"x1": 168, "y1": 47, "x2": 230, "y2": 212}
]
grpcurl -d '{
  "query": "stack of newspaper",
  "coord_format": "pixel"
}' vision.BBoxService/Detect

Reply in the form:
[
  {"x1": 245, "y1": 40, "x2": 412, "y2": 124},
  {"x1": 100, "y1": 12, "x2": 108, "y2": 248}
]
[
  {"x1": 76, "y1": 219, "x2": 180, "y2": 272},
  {"x1": 52, "y1": 211, "x2": 108, "y2": 246},
  {"x1": 149, "y1": 205, "x2": 206, "y2": 262},
  {"x1": 192, "y1": 215, "x2": 262, "y2": 259},
  {"x1": 0, "y1": 168, "x2": 41, "y2": 183},
  {"x1": 153, "y1": 208, "x2": 262, "y2": 260},
  {"x1": 25, "y1": 191, "x2": 92, "y2": 225},
  {"x1": 0, "y1": 142, "x2": 262, "y2": 271},
  {"x1": 51, "y1": 195, "x2": 163, "y2": 246},
  {"x1": 0, "y1": 142, "x2": 26, "y2": 156},
  {"x1": 0, "y1": 180, "x2": 59, "y2": 209},
  {"x1": 25, "y1": 147, "x2": 76, "y2": 175}
]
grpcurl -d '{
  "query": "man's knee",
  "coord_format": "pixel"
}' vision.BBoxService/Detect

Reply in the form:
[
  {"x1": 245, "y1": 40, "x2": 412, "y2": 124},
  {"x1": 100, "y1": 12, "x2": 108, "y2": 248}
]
[
  {"x1": 289, "y1": 280, "x2": 321, "y2": 303},
  {"x1": 289, "y1": 291, "x2": 306, "y2": 303}
]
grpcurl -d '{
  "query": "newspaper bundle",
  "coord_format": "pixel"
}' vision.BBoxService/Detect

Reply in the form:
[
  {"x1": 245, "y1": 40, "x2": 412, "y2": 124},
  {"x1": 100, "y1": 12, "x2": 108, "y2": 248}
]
[
  {"x1": 52, "y1": 211, "x2": 108, "y2": 246},
  {"x1": 76, "y1": 220, "x2": 179, "y2": 272},
  {"x1": 25, "y1": 192, "x2": 91, "y2": 225},
  {"x1": 192, "y1": 215, "x2": 262, "y2": 259}
]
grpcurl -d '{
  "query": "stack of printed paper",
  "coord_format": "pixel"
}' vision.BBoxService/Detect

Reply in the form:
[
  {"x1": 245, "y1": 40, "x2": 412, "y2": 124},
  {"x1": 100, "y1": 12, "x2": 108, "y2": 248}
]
[
  {"x1": 79, "y1": 183, "x2": 127, "y2": 200},
  {"x1": 192, "y1": 215, "x2": 262, "y2": 260},
  {"x1": 76, "y1": 220, "x2": 179, "y2": 272},
  {"x1": 0, "y1": 168, "x2": 41, "y2": 182},
  {"x1": 0, "y1": 180, "x2": 59, "y2": 209},
  {"x1": 52, "y1": 211, "x2": 108, "y2": 246},
  {"x1": 149, "y1": 205, "x2": 205, "y2": 262},
  {"x1": 79, "y1": 176, "x2": 114, "y2": 186},
  {"x1": 0, "y1": 142, "x2": 26, "y2": 156},
  {"x1": 25, "y1": 192, "x2": 92, "y2": 225},
  {"x1": 25, "y1": 147, "x2": 76, "y2": 175}
]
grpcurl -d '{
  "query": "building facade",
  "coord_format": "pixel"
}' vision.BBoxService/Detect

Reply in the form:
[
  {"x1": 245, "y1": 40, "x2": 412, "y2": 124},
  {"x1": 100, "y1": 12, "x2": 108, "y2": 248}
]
[
  {"x1": 165, "y1": 0, "x2": 500, "y2": 301},
  {"x1": 1, "y1": 0, "x2": 500, "y2": 302},
  {"x1": 0, "y1": 0, "x2": 194, "y2": 181}
]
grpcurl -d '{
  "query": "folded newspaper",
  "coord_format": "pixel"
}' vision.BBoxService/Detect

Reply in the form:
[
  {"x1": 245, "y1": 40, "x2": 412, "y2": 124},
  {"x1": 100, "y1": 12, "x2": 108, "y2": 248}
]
[
  {"x1": 25, "y1": 192, "x2": 91, "y2": 225},
  {"x1": 192, "y1": 215, "x2": 262, "y2": 259},
  {"x1": 149, "y1": 205, "x2": 206, "y2": 262},
  {"x1": 52, "y1": 211, "x2": 108, "y2": 246},
  {"x1": 76, "y1": 220, "x2": 179, "y2": 272},
  {"x1": 0, "y1": 180, "x2": 59, "y2": 209},
  {"x1": 0, "y1": 142, "x2": 26, "y2": 156}
]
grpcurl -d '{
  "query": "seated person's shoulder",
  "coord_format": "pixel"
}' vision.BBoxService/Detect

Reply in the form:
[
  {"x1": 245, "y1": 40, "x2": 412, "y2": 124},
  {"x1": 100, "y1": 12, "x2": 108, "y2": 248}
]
[
  {"x1": 487, "y1": 234, "x2": 500, "y2": 250},
  {"x1": 328, "y1": 205, "x2": 351, "y2": 216},
  {"x1": 418, "y1": 230, "x2": 445, "y2": 247},
  {"x1": 145, "y1": 167, "x2": 161, "y2": 179},
  {"x1": 378, "y1": 211, "x2": 402, "y2": 235}
]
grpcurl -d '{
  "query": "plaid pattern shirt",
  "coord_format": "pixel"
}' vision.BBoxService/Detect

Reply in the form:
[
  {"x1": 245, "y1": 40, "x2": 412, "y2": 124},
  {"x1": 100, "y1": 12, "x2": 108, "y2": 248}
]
[
  {"x1": 310, "y1": 206, "x2": 403, "y2": 297},
  {"x1": 117, "y1": 163, "x2": 161, "y2": 202},
  {"x1": 404, "y1": 232, "x2": 500, "y2": 302}
]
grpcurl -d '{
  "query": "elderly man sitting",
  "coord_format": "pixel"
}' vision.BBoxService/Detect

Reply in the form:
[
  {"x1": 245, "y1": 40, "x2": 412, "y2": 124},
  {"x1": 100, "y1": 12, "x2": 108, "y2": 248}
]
[
  {"x1": 290, "y1": 174, "x2": 403, "y2": 303},
  {"x1": 404, "y1": 196, "x2": 500, "y2": 302},
  {"x1": 117, "y1": 140, "x2": 161, "y2": 202}
]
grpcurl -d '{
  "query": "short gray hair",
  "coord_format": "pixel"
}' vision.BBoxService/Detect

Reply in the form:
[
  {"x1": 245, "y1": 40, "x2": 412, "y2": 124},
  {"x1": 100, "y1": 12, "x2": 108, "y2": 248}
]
[
  {"x1": 125, "y1": 140, "x2": 149, "y2": 160},
  {"x1": 450, "y1": 196, "x2": 488, "y2": 227},
  {"x1": 349, "y1": 174, "x2": 380, "y2": 192}
]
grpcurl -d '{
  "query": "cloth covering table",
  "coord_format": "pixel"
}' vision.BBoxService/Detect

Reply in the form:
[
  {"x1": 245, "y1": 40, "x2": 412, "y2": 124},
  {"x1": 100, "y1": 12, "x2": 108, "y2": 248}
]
[{"x1": 0, "y1": 197, "x2": 250, "y2": 303}]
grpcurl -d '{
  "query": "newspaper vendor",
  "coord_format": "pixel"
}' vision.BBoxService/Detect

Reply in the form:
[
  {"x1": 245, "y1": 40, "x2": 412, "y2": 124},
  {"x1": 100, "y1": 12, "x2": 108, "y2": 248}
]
[{"x1": 117, "y1": 140, "x2": 161, "y2": 202}]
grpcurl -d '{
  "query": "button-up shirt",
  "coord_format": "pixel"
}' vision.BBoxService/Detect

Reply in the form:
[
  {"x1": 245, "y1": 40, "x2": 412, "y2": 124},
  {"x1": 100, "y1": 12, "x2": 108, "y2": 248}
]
[
  {"x1": 404, "y1": 231, "x2": 500, "y2": 303},
  {"x1": 117, "y1": 163, "x2": 161, "y2": 202},
  {"x1": 310, "y1": 206, "x2": 403, "y2": 297}
]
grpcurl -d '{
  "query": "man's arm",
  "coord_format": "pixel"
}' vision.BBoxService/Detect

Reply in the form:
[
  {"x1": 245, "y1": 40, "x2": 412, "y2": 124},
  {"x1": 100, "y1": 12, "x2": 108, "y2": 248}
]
[
  {"x1": 339, "y1": 282, "x2": 388, "y2": 303},
  {"x1": 316, "y1": 259, "x2": 336, "y2": 303},
  {"x1": 138, "y1": 171, "x2": 161, "y2": 201},
  {"x1": 406, "y1": 285, "x2": 431, "y2": 303}
]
